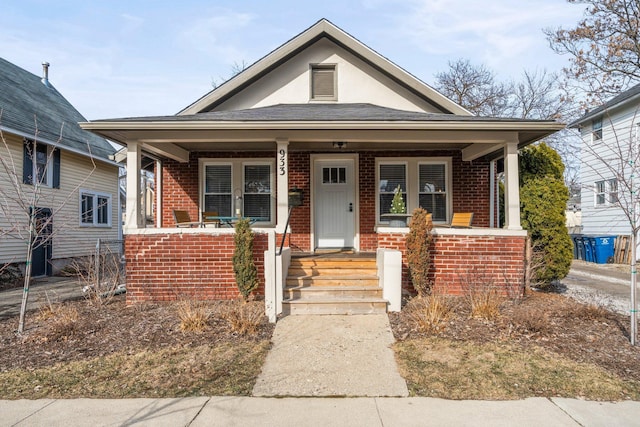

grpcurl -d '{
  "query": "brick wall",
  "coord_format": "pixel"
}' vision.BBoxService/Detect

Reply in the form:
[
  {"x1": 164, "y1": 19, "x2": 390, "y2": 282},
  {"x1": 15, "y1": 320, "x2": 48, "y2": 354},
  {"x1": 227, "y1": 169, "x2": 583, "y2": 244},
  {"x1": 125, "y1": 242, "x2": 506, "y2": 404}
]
[
  {"x1": 124, "y1": 232, "x2": 268, "y2": 302},
  {"x1": 378, "y1": 231, "x2": 526, "y2": 296}
]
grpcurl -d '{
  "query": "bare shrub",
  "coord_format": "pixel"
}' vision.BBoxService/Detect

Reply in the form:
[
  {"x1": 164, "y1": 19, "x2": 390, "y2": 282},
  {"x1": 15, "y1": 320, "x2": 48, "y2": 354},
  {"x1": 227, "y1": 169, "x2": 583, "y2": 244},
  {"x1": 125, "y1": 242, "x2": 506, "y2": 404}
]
[
  {"x1": 563, "y1": 302, "x2": 610, "y2": 321},
  {"x1": 220, "y1": 299, "x2": 265, "y2": 336},
  {"x1": 511, "y1": 304, "x2": 549, "y2": 334},
  {"x1": 460, "y1": 265, "x2": 504, "y2": 321},
  {"x1": 177, "y1": 299, "x2": 211, "y2": 333},
  {"x1": 405, "y1": 290, "x2": 455, "y2": 334},
  {"x1": 37, "y1": 303, "x2": 80, "y2": 342},
  {"x1": 69, "y1": 244, "x2": 124, "y2": 306}
]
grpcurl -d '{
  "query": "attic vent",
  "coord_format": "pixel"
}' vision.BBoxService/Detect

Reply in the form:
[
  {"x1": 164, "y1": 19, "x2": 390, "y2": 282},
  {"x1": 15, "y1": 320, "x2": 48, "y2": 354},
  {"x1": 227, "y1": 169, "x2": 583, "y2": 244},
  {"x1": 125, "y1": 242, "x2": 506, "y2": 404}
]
[{"x1": 311, "y1": 64, "x2": 336, "y2": 100}]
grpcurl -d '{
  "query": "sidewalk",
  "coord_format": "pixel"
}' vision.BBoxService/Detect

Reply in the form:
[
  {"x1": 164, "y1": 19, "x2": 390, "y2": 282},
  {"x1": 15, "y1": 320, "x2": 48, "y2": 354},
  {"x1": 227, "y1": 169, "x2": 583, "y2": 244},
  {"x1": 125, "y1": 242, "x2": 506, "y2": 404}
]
[{"x1": 2, "y1": 396, "x2": 640, "y2": 426}]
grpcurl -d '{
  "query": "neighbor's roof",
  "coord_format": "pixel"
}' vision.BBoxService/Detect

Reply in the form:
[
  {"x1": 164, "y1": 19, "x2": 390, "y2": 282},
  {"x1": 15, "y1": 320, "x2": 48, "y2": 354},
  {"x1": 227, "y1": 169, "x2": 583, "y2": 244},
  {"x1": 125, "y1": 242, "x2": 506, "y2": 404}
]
[
  {"x1": 571, "y1": 83, "x2": 640, "y2": 127},
  {"x1": 0, "y1": 57, "x2": 115, "y2": 161}
]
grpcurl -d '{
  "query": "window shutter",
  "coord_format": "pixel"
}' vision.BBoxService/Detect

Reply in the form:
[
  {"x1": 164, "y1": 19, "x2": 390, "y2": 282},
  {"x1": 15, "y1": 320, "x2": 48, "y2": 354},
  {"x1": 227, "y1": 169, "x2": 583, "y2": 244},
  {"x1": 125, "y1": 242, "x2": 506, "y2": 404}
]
[
  {"x1": 52, "y1": 148, "x2": 61, "y2": 188},
  {"x1": 23, "y1": 140, "x2": 33, "y2": 184}
]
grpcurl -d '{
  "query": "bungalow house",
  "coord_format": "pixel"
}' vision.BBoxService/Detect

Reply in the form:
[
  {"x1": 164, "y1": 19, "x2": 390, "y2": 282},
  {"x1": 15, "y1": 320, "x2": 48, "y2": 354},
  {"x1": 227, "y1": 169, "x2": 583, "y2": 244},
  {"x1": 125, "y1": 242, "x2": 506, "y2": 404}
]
[
  {"x1": 81, "y1": 20, "x2": 562, "y2": 319},
  {"x1": 571, "y1": 84, "x2": 640, "y2": 238},
  {"x1": 0, "y1": 58, "x2": 120, "y2": 277}
]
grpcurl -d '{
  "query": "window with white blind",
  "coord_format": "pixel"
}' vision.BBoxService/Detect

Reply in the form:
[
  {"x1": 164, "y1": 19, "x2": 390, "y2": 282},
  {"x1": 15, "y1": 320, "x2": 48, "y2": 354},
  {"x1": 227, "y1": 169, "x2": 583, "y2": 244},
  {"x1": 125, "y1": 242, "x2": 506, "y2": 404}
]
[
  {"x1": 311, "y1": 64, "x2": 336, "y2": 100},
  {"x1": 377, "y1": 158, "x2": 451, "y2": 225},
  {"x1": 378, "y1": 163, "x2": 407, "y2": 221},
  {"x1": 203, "y1": 164, "x2": 233, "y2": 216},
  {"x1": 419, "y1": 163, "x2": 447, "y2": 221},
  {"x1": 201, "y1": 159, "x2": 274, "y2": 223}
]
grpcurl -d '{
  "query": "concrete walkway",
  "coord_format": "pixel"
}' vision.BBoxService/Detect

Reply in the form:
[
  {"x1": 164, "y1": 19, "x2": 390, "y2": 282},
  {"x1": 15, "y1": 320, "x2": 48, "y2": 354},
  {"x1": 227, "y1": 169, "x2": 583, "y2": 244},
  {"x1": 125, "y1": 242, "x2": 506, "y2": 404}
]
[
  {"x1": 0, "y1": 276, "x2": 83, "y2": 320},
  {"x1": 3, "y1": 396, "x2": 640, "y2": 426},
  {"x1": 253, "y1": 314, "x2": 408, "y2": 397}
]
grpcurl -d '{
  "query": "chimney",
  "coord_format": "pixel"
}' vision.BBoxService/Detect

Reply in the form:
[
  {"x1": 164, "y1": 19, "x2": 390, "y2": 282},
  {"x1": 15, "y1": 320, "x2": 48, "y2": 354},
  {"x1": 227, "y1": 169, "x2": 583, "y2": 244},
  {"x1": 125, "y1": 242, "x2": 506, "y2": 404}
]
[{"x1": 41, "y1": 62, "x2": 51, "y2": 87}]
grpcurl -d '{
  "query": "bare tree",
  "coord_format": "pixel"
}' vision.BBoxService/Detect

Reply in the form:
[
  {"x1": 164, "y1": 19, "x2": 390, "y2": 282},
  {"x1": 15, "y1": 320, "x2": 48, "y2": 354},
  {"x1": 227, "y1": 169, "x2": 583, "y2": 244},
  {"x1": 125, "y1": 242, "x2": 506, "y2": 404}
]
[
  {"x1": 545, "y1": 0, "x2": 640, "y2": 102},
  {"x1": 0, "y1": 113, "x2": 96, "y2": 334},
  {"x1": 211, "y1": 60, "x2": 250, "y2": 89},
  {"x1": 434, "y1": 59, "x2": 512, "y2": 116}
]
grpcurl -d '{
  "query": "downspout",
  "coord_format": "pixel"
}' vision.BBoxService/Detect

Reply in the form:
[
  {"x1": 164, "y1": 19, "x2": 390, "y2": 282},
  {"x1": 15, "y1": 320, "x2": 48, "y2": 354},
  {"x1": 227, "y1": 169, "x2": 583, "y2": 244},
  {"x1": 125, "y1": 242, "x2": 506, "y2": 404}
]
[{"x1": 490, "y1": 160, "x2": 495, "y2": 228}]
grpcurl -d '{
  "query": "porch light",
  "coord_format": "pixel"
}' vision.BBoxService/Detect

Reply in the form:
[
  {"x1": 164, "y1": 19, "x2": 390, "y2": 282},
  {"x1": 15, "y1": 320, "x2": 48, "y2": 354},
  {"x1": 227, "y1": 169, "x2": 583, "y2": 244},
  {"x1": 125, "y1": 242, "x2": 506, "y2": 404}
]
[{"x1": 333, "y1": 141, "x2": 346, "y2": 149}]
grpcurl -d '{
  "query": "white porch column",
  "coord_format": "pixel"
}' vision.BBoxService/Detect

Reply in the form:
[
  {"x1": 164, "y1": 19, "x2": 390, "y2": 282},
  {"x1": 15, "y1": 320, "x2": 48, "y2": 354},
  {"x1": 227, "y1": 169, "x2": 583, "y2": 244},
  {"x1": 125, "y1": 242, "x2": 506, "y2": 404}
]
[
  {"x1": 276, "y1": 138, "x2": 289, "y2": 233},
  {"x1": 503, "y1": 142, "x2": 522, "y2": 230},
  {"x1": 126, "y1": 141, "x2": 142, "y2": 230}
]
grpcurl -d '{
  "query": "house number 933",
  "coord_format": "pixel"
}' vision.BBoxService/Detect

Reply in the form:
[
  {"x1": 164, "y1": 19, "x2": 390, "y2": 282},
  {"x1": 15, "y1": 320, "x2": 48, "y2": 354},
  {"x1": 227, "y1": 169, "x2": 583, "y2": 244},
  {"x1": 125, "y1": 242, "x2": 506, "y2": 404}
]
[{"x1": 279, "y1": 149, "x2": 286, "y2": 175}]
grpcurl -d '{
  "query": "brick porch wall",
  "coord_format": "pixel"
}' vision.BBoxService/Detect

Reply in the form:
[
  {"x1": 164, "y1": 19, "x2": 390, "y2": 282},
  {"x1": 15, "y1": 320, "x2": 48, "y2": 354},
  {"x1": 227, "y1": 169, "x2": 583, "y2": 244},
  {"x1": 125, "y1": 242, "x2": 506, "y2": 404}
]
[
  {"x1": 378, "y1": 231, "x2": 526, "y2": 296},
  {"x1": 124, "y1": 232, "x2": 268, "y2": 302}
]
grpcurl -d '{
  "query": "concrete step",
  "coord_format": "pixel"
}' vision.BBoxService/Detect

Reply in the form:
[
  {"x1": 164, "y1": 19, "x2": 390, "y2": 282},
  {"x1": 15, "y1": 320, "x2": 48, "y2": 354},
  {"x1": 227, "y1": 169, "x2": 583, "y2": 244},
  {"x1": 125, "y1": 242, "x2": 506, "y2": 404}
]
[
  {"x1": 281, "y1": 298, "x2": 388, "y2": 315},
  {"x1": 288, "y1": 267, "x2": 377, "y2": 276},
  {"x1": 285, "y1": 285, "x2": 383, "y2": 300}
]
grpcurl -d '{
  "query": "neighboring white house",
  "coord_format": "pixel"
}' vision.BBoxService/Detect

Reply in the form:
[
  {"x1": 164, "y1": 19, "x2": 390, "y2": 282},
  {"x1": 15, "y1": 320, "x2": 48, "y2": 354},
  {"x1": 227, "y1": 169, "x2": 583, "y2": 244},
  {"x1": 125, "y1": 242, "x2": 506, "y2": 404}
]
[
  {"x1": 571, "y1": 84, "x2": 640, "y2": 238},
  {"x1": 0, "y1": 58, "x2": 120, "y2": 276}
]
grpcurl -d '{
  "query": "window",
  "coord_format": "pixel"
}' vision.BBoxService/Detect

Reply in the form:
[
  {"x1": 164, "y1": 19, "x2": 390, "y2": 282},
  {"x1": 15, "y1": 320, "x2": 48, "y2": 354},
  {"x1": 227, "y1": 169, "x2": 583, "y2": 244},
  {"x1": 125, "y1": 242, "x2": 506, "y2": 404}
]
[
  {"x1": 22, "y1": 139, "x2": 60, "y2": 188},
  {"x1": 80, "y1": 190, "x2": 111, "y2": 226},
  {"x1": 204, "y1": 164, "x2": 233, "y2": 216},
  {"x1": 377, "y1": 158, "x2": 451, "y2": 224},
  {"x1": 322, "y1": 167, "x2": 346, "y2": 184},
  {"x1": 378, "y1": 163, "x2": 407, "y2": 221},
  {"x1": 244, "y1": 164, "x2": 271, "y2": 219},
  {"x1": 418, "y1": 163, "x2": 447, "y2": 221},
  {"x1": 592, "y1": 118, "x2": 603, "y2": 142},
  {"x1": 595, "y1": 179, "x2": 618, "y2": 207},
  {"x1": 311, "y1": 64, "x2": 336, "y2": 100},
  {"x1": 201, "y1": 159, "x2": 274, "y2": 222}
]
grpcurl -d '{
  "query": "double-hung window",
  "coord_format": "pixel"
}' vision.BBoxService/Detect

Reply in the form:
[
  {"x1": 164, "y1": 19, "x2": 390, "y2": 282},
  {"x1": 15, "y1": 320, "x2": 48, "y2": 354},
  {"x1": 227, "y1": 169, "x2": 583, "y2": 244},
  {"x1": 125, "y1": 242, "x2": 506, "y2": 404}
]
[
  {"x1": 201, "y1": 159, "x2": 274, "y2": 223},
  {"x1": 80, "y1": 190, "x2": 112, "y2": 227},
  {"x1": 595, "y1": 179, "x2": 618, "y2": 207},
  {"x1": 377, "y1": 158, "x2": 451, "y2": 224},
  {"x1": 592, "y1": 118, "x2": 603, "y2": 143},
  {"x1": 22, "y1": 139, "x2": 60, "y2": 188}
]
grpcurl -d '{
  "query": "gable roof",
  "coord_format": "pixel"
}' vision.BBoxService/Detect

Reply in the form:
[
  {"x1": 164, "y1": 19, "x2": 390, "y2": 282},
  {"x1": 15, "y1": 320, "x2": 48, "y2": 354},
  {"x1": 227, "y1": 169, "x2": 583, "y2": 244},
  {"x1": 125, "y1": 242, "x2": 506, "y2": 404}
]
[
  {"x1": 0, "y1": 57, "x2": 115, "y2": 161},
  {"x1": 570, "y1": 83, "x2": 640, "y2": 127},
  {"x1": 179, "y1": 19, "x2": 471, "y2": 116}
]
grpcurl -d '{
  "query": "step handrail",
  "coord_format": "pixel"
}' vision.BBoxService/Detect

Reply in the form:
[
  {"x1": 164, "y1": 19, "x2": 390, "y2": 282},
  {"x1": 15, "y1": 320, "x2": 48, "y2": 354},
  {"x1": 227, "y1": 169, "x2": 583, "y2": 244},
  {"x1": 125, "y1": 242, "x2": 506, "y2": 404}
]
[{"x1": 278, "y1": 206, "x2": 293, "y2": 256}]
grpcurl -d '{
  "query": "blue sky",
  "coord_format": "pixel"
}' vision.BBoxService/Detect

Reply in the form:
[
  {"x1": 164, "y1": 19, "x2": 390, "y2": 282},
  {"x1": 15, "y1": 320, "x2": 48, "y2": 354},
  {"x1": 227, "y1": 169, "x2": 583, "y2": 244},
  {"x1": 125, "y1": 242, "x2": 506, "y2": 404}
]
[{"x1": 2, "y1": 0, "x2": 585, "y2": 120}]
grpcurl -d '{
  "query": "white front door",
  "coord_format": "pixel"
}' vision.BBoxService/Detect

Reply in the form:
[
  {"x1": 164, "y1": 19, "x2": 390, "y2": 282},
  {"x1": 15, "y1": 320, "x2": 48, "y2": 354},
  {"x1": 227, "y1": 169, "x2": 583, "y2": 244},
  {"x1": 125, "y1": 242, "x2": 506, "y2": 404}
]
[{"x1": 314, "y1": 158, "x2": 355, "y2": 249}]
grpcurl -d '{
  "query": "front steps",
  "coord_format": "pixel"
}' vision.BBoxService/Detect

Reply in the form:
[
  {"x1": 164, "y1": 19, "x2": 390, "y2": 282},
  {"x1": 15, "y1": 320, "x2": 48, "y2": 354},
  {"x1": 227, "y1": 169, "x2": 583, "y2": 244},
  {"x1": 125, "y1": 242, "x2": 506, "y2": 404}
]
[{"x1": 282, "y1": 254, "x2": 388, "y2": 315}]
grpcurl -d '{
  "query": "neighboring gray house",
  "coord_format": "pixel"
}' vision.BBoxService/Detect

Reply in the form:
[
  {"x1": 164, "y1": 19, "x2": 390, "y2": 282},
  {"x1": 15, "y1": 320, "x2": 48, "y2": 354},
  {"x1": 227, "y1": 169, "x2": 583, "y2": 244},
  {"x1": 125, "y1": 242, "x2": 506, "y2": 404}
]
[
  {"x1": 571, "y1": 84, "x2": 640, "y2": 238},
  {"x1": 0, "y1": 58, "x2": 120, "y2": 276}
]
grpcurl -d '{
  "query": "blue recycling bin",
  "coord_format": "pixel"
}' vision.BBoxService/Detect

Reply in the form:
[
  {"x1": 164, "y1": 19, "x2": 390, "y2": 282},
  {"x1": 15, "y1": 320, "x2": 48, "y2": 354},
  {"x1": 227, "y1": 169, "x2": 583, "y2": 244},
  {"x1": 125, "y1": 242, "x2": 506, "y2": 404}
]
[
  {"x1": 593, "y1": 235, "x2": 616, "y2": 264},
  {"x1": 574, "y1": 235, "x2": 584, "y2": 260},
  {"x1": 584, "y1": 237, "x2": 594, "y2": 262}
]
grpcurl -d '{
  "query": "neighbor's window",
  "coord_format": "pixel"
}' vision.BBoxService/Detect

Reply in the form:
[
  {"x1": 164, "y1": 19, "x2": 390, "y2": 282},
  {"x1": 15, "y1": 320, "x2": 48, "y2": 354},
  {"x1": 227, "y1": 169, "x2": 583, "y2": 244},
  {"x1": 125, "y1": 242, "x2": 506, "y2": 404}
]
[
  {"x1": 311, "y1": 64, "x2": 336, "y2": 100},
  {"x1": 22, "y1": 139, "x2": 60, "y2": 188},
  {"x1": 595, "y1": 179, "x2": 618, "y2": 207},
  {"x1": 378, "y1": 162, "x2": 407, "y2": 221},
  {"x1": 80, "y1": 190, "x2": 111, "y2": 226},
  {"x1": 592, "y1": 117, "x2": 603, "y2": 142}
]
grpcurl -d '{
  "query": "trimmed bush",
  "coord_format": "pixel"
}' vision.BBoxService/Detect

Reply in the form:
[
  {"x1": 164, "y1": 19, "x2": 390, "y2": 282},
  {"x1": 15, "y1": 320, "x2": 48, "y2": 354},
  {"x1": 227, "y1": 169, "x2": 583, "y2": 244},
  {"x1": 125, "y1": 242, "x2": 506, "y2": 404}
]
[
  {"x1": 233, "y1": 218, "x2": 258, "y2": 300},
  {"x1": 406, "y1": 207, "x2": 433, "y2": 296}
]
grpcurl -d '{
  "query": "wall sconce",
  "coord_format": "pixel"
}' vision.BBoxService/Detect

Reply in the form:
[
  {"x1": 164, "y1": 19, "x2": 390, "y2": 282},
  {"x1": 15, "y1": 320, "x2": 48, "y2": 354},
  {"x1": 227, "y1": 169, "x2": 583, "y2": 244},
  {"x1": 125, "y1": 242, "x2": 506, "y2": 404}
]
[{"x1": 333, "y1": 141, "x2": 347, "y2": 149}]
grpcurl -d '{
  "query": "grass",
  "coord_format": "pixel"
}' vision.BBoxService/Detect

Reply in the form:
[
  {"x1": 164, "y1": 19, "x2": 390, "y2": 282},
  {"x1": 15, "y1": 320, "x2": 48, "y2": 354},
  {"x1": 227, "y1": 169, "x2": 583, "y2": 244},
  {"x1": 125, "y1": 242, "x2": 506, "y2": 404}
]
[
  {"x1": 394, "y1": 337, "x2": 640, "y2": 401},
  {"x1": 0, "y1": 341, "x2": 270, "y2": 399}
]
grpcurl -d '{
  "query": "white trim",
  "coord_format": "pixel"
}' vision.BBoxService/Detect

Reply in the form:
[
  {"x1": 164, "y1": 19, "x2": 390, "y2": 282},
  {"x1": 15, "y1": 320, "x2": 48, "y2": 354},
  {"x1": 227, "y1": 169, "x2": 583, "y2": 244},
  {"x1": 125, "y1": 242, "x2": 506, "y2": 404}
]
[
  {"x1": 310, "y1": 153, "x2": 359, "y2": 251},
  {"x1": 0, "y1": 125, "x2": 118, "y2": 166}
]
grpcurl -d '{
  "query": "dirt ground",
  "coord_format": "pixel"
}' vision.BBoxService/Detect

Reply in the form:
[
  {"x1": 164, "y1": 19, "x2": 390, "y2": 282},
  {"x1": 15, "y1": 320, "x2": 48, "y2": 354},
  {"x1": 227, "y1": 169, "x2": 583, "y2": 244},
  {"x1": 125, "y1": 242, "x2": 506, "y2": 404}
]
[
  {"x1": 389, "y1": 289, "x2": 640, "y2": 384},
  {"x1": 0, "y1": 295, "x2": 273, "y2": 372}
]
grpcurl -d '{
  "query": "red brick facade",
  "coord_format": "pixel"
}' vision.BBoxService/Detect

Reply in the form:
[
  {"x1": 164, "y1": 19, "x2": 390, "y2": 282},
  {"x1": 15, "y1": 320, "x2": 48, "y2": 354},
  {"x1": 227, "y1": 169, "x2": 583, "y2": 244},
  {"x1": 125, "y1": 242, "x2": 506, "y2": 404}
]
[
  {"x1": 378, "y1": 232, "x2": 526, "y2": 296},
  {"x1": 125, "y1": 232, "x2": 267, "y2": 302},
  {"x1": 126, "y1": 149, "x2": 522, "y2": 302}
]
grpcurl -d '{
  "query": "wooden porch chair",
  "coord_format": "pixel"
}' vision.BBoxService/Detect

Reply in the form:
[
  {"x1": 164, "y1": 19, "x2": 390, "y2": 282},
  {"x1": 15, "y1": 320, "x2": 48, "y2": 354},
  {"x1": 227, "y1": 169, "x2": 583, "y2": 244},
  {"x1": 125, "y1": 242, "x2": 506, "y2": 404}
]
[
  {"x1": 448, "y1": 212, "x2": 473, "y2": 228},
  {"x1": 202, "y1": 211, "x2": 220, "y2": 228},
  {"x1": 173, "y1": 210, "x2": 201, "y2": 228}
]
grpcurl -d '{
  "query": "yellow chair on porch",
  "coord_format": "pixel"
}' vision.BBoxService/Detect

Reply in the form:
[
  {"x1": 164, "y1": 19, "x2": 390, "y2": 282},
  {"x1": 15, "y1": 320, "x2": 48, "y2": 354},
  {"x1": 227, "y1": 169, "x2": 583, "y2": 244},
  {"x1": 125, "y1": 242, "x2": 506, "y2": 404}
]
[
  {"x1": 173, "y1": 210, "x2": 202, "y2": 228},
  {"x1": 202, "y1": 211, "x2": 220, "y2": 228},
  {"x1": 448, "y1": 212, "x2": 473, "y2": 228}
]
